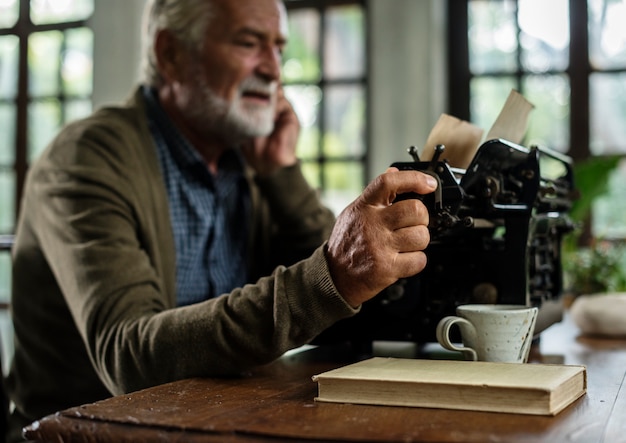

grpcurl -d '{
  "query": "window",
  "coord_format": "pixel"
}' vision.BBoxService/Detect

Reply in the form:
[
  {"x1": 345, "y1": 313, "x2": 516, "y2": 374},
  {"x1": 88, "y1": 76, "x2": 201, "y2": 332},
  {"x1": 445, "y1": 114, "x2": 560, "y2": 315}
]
[
  {"x1": 283, "y1": 0, "x2": 368, "y2": 214},
  {"x1": 0, "y1": 0, "x2": 94, "y2": 235},
  {"x1": 0, "y1": 0, "x2": 94, "y2": 305},
  {"x1": 448, "y1": 0, "x2": 626, "y2": 242}
]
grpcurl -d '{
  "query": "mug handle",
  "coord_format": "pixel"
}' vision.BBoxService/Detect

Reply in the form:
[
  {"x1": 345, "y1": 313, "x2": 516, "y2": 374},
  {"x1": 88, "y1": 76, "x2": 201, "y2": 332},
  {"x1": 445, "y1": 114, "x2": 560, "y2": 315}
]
[{"x1": 435, "y1": 316, "x2": 478, "y2": 361}]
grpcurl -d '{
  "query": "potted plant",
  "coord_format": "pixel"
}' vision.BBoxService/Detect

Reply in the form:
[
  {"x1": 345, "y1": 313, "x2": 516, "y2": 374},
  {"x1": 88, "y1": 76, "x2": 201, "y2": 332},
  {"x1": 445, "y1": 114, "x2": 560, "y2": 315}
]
[
  {"x1": 562, "y1": 155, "x2": 626, "y2": 336},
  {"x1": 563, "y1": 239, "x2": 626, "y2": 296}
]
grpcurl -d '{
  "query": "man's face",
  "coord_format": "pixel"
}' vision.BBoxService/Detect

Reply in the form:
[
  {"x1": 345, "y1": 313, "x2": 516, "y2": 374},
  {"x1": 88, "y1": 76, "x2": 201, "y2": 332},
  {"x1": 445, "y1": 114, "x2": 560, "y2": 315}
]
[{"x1": 181, "y1": 0, "x2": 287, "y2": 144}]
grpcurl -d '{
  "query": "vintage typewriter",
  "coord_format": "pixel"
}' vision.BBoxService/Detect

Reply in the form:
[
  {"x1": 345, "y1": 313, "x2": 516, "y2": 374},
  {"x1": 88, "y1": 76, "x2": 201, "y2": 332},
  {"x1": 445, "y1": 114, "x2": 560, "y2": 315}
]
[{"x1": 316, "y1": 138, "x2": 576, "y2": 347}]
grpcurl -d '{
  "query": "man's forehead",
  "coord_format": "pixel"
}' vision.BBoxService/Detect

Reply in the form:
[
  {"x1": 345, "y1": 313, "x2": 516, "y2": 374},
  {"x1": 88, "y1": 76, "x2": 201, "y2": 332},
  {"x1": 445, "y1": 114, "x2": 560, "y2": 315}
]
[{"x1": 214, "y1": 0, "x2": 287, "y2": 34}]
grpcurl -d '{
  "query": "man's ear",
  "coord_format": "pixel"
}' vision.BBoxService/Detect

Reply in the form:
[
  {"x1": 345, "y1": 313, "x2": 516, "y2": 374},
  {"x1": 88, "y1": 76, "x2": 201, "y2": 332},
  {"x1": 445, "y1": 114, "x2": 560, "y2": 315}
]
[{"x1": 154, "y1": 29, "x2": 185, "y2": 83}]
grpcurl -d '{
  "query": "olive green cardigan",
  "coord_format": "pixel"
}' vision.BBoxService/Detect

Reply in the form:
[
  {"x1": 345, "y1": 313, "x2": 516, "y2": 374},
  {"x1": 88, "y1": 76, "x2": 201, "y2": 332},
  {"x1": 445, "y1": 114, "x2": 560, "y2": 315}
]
[{"x1": 5, "y1": 87, "x2": 356, "y2": 440}]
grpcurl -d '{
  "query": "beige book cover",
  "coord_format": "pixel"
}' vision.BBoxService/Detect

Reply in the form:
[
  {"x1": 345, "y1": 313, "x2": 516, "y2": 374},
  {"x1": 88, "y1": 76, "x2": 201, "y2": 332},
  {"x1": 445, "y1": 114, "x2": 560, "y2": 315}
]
[{"x1": 313, "y1": 357, "x2": 586, "y2": 416}]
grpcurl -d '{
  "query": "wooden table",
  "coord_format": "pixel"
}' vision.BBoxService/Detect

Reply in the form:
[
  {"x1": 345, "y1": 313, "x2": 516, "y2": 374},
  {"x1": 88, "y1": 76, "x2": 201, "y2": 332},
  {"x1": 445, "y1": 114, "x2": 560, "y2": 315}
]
[{"x1": 24, "y1": 313, "x2": 626, "y2": 443}]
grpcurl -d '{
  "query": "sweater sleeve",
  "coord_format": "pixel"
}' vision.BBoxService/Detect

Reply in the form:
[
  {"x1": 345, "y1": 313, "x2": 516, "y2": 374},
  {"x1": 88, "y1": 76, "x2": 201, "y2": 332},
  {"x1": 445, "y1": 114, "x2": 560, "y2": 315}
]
[
  {"x1": 252, "y1": 163, "x2": 337, "y2": 271},
  {"x1": 22, "y1": 109, "x2": 357, "y2": 397}
]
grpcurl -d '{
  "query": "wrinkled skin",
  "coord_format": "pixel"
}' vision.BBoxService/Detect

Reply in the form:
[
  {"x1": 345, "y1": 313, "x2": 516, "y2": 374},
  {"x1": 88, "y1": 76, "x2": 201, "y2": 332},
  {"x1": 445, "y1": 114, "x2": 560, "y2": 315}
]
[
  {"x1": 327, "y1": 169, "x2": 437, "y2": 307},
  {"x1": 155, "y1": 0, "x2": 296, "y2": 175},
  {"x1": 240, "y1": 87, "x2": 299, "y2": 176}
]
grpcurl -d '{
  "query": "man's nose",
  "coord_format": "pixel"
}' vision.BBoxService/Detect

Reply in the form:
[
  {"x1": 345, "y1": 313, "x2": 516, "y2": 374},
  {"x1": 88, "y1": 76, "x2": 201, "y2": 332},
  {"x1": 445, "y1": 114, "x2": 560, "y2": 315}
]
[{"x1": 257, "y1": 45, "x2": 282, "y2": 81}]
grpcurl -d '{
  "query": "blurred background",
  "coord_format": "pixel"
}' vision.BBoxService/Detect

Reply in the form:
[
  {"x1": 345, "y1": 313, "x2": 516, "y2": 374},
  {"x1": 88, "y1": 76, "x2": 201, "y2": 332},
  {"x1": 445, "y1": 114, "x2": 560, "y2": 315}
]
[{"x1": 1, "y1": 0, "x2": 625, "y2": 369}]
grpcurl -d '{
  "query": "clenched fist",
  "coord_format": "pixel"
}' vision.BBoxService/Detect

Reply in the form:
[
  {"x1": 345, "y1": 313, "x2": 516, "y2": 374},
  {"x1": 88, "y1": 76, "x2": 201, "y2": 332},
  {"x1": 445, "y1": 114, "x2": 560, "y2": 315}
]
[{"x1": 326, "y1": 169, "x2": 437, "y2": 307}]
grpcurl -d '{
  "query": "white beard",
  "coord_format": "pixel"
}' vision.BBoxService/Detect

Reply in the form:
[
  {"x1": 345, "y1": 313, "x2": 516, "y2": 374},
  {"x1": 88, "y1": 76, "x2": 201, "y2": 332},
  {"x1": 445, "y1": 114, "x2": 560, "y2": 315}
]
[{"x1": 186, "y1": 69, "x2": 277, "y2": 145}]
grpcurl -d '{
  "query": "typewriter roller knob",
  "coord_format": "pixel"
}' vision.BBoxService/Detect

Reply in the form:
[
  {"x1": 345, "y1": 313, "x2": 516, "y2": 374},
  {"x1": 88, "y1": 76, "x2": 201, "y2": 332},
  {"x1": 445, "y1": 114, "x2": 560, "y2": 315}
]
[
  {"x1": 472, "y1": 282, "x2": 498, "y2": 304},
  {"x1": 408, "y1": 145, "x2": 420, "y2": 162}
]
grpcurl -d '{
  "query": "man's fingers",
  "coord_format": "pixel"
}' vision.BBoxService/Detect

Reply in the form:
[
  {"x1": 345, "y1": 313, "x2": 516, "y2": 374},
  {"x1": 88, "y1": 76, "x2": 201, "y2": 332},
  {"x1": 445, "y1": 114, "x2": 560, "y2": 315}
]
[
  {"x1": 392, "y1": 250, "x2": 429, "y2": 278},
  {"x1": 326, "y1": 169, "x2": 436, "y2": 307},
  {"x1": 361, "y1": 170, "x2": 437, "y2": 207},
  {"x1": 382, "y1": 198, "x2": 430, "y2": 230},
  {"x1": 390, "y1": 224, "x2": 430, "y2": 253}
]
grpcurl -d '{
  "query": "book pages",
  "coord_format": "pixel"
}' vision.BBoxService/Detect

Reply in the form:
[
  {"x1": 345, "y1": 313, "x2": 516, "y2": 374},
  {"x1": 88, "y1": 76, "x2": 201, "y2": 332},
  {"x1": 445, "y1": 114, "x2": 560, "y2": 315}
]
[{"x1": 313, "y1": 357, "x2": 587, "y2": 416}]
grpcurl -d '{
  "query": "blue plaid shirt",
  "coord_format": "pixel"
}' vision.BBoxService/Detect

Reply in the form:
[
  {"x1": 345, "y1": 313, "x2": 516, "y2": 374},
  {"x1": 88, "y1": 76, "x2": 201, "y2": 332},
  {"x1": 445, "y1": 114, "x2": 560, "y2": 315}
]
[{"x1": 143, "y1": 86, "x2": 250, "y2": 306}]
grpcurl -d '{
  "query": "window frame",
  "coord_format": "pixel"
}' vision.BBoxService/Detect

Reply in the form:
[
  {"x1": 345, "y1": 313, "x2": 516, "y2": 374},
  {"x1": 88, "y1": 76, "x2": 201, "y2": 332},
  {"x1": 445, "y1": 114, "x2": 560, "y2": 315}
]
[
  {"x1": 447, "y1": 0, "x2": 626, "y2": 245},
  {"x1": 447, "y1": 0, "x2": 592, "y2": 161},
  {"x1": 284, "y1": 0, "x2": 370, "y2": 209},
  {"x1": 0, "y1": 0, "x2": 93, "y2": 233}
]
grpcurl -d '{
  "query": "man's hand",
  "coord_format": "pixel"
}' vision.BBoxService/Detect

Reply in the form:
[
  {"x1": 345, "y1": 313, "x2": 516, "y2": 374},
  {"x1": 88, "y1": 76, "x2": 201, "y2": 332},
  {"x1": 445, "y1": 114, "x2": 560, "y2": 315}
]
[
  {"x1": 241, "y1": 87, "x2": 299, "y2": 176},
  {"x1": 326, "y1": 169, "x2": 438, "y2": 308}
]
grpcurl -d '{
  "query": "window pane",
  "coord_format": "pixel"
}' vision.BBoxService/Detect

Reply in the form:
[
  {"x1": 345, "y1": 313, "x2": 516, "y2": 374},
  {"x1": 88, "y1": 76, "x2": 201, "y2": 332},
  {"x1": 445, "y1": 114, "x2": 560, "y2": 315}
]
[
  {"x1": 63, "y1": 28, "x2": 93, "y2": 96},
  {"x1": 592, "y1": 158, "x2": 626, "y2": 238},
  {"x1": 29, "y1": 31, "x2": 63, "y2": 97},
  {"x1": 322, "y1": 162, "x2": 363, "y2": 215},
  {"x1": 64, "y1": 98, "x2": 92, "y2": 123},
  {"x1": 28, "y1": 99, "x2": 62, "y2": 162},
  {"x1": 296, "y1": 123, "x2": 320, "y2": 161},
  {"x1": 0, "y1": 171, "x2": 14, "y2": 233},
  {"x1": 518, "y1": 0, "x2": 569, "y2": 72},
  {"x1": 468, "y1": 0, "x2": 517, "y2": 74},
  {"x1": 30, "y1": 0, "x2": 94, "y2": 24},
  {"x1": 323, "y1": 85, "x2": 365, "y2": 157},
  {"x1": 324, "y1": 5, "x2": 365, "y2": 79},
  {"x1": 301, "y1": 161, "x2": 321, "y2": 191},
  {"x1": 589, "y1": 0, "x2": 626, "y2": 69},
  {"x1": 285, "y1": 85, "x2": 321, "y2": 160},
  {"x1": 523, "y1": 74, "x2": 570, "y2": 152},
  {"x1": 284, "y1": 1, "x2": 367, "y2": 214},
  {"x1": 0, "y1": 253, "x2": 10, "y2": 303},
  {"x1": 284, "y1": 9, "x2": 320, "y2": 83},
  {"x1": 470, "y1": 76, "x2": 517, "y2": 132},
  {"x1": 0, "y1": 0, "x2": 18, "y2": 28},
  {"x1": 0, "y1": 105, "x2": 16, "y2": 164},
  {"x1": 0, "y1": 36, "x2": 19, "y2": 100},
  {"x1": 590, "y1": 72, "x2": 626, "y2": 155}
]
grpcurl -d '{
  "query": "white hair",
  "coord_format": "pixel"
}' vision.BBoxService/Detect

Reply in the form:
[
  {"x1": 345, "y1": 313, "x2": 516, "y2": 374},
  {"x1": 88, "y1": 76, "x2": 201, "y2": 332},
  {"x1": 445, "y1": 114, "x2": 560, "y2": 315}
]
[{"x1": 140, "y1": 0, "x2": 216, "y2": 87}]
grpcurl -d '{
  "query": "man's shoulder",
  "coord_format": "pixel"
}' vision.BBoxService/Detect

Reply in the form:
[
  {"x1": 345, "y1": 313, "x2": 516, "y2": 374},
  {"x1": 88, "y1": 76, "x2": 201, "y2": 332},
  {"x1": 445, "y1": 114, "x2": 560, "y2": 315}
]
[
  {"x1": 61, "y1": 88, "x2": 147, "y2": 145},
  {"x1": 33, "y1": 87, "x2": 155, "y2": 176}
]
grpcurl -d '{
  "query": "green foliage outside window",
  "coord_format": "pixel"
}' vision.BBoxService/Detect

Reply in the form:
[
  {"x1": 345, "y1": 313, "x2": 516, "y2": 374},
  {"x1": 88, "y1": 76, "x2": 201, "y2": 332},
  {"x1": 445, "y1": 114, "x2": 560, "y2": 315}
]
[{"x1": 562, "y1": 156, "x2": 626, "y2": 294}]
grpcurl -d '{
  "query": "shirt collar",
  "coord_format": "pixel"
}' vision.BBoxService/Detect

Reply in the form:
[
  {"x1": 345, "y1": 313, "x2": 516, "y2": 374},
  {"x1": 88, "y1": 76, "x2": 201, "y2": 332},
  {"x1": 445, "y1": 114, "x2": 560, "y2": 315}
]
[{"x1": 141, "y1": 85, "x2": 246, "y2": 181}]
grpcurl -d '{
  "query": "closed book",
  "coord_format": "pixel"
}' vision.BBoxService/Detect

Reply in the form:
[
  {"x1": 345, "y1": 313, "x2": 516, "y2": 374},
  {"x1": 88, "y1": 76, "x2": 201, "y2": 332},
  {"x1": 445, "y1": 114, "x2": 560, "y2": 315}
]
[{"x1": 312, "y1": 357, "x2": 586, "y2": 416}]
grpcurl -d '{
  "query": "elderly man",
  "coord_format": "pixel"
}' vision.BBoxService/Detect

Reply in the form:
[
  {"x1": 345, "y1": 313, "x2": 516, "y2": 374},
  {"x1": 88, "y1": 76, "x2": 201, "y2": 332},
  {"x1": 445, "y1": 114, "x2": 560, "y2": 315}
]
[{"x1": 5, "y1": 0, "x2": 435, "y2": 441}]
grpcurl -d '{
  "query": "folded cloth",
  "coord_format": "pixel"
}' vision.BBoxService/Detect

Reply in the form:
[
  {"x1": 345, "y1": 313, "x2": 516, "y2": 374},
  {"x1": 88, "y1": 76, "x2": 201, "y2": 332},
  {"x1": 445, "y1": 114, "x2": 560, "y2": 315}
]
[{"x1": 570, "y1": 292, "x2": 626, "y2": 337}]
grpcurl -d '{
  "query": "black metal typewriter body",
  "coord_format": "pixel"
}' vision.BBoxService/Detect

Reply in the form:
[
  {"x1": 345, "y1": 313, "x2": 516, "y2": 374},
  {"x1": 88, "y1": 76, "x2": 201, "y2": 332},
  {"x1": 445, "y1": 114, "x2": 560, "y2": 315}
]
[{"x1": 316, "y1": 139, "x2": 576, "y2": 346}]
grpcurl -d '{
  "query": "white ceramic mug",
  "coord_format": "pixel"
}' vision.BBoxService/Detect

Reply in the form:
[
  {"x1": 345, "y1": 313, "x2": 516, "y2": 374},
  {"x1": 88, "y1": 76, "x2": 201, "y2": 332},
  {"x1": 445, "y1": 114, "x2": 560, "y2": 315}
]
[{"x1": 435, "y1": 304, "x2": 538, "y2": 363}]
